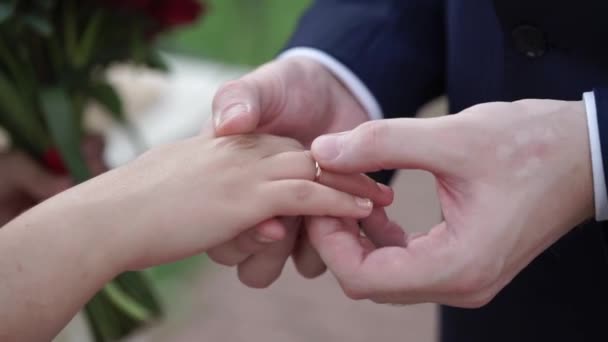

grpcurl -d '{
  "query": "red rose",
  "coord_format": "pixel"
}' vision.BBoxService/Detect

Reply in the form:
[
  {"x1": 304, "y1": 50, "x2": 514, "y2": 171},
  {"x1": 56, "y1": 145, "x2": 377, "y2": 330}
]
[
  {"x1": 99, "y1": 0, "x2": 205, "y2": 28},
  {"x1": 147, "y1": 0, "x2": 204, "y2": 28},
  {"x1": 42, "y1": 148, "x2": 67, "y2": 174}
]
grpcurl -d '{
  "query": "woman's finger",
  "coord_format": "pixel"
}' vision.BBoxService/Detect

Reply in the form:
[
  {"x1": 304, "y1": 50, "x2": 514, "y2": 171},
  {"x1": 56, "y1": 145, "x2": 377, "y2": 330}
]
[
  {"x1": 238, "y1": 218, "x2": 300, "y2": 288},
  {"x1": 292, "y1": 227, "x2": 327, "y2": 278},
  {"x1": 262, "y1": 180, "x2": 374, "y2": 218},
  {"x1": 317, "y1": 172, "x2": 393, "y2": 208},
  {"x1": 262, "y1": 151, "x2": 393, "y2": 207},
  {"x1": 207, "y1": 220, "x2": 288, "y2": 266}
]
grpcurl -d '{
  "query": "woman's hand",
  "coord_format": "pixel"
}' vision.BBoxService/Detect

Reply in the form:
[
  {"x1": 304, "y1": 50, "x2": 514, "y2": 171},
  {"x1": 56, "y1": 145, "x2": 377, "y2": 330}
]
[
  {"x1": 0, "y1": 133, "x2": 390, "y2": 341},
  {"x1": 63, "y1": 133, "x2": 391, "y2": 272}
]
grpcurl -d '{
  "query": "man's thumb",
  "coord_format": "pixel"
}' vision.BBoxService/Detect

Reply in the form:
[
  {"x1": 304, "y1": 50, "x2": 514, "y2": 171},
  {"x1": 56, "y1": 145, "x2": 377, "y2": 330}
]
[
  {"x1": 311, "y1": 118, "x2": 460, "y2": 175},
  {"x1": 212, "y1": 79, "x2": 261, "y2": 136}
]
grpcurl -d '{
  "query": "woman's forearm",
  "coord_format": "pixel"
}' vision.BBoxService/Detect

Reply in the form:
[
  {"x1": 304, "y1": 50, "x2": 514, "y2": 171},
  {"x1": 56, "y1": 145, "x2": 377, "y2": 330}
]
[{"x1": 0, "y1": 190, "x2": 119, "y2": 341}]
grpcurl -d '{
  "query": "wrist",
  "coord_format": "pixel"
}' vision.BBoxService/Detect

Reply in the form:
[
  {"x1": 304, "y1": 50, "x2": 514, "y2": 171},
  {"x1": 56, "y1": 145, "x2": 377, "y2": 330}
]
[
  {"x1": 52, "y1": 171, "x2": 136, "y2": 276},
  {"x1": 1, "y1": 189, "x2": 120, "y2": 289}
]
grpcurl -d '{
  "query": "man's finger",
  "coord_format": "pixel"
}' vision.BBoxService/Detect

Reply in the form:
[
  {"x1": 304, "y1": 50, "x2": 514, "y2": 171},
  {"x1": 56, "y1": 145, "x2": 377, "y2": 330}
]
[
  {"x1": 292, "y1": 228, "x2": 327, "y2": 278},
  {"x1": 311, "y1": 118, "x2": 464, "y2": 175},
  {"x1": 212, "y1": 79, "x2": 261, "y2": 136},
  {"x1": 306, "y1": 217, "x2": 367, "y2": 282},
  {"x1": 311, "y1": 216, "x2": 465, "y2": 301},
  {"x1": 263, "y1": 151, "x2": 393, "y2": 207},
  {"x1": 359, "y1": 208, "x2": 407, "y2": 247}
]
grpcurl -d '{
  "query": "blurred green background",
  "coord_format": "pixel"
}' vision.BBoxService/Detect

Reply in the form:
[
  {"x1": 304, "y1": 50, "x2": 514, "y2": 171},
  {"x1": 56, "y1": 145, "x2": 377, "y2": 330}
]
[
  {"x1": 145, "y1": 0, "x2": 311, "y2": 313},
  {"x1": 161, "y1": 0, "x2": 311, "y2": 66}
]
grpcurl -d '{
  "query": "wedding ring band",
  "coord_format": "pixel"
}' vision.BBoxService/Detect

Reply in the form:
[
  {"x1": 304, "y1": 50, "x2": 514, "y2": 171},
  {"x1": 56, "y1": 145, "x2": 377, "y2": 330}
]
[{"x1": 314, "y1": 161, "x2": 322, "y2": 181}]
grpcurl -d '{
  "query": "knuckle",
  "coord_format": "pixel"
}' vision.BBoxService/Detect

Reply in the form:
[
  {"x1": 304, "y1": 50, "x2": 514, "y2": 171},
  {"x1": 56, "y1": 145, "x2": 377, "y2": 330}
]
[
  {"x1": 355, "y1": 121, "x2": 390, "y2": 168},
  {"x1": 214, "y1": 79, "x2": 245, "y2": 103},
  {"x1": 213, "y1": 135, "x2": 260, "y2": 151},
  {"x1": 358, "y1": 121, "x2": 388, "y2": 149}
]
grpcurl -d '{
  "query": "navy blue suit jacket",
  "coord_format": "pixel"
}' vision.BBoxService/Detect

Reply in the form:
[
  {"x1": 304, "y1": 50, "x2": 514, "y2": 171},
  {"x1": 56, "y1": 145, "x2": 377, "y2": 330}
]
[{"x1": 286, "y1": 1, "x2": 608, "y2": 341}]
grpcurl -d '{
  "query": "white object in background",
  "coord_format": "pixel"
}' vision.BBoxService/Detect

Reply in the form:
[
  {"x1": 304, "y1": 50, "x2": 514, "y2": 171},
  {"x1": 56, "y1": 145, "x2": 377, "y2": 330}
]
[{"x1": 101, "y1": 53, "x2": 249, "y2": 168}]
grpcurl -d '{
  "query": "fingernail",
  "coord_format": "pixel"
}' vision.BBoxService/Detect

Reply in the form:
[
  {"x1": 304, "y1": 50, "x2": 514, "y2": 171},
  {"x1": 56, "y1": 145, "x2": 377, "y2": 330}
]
[
  {"x1": 312, "y1": 133, "x2": 345, "y2": 161},
  {"x1": 376, "y1": 182, "x2": 392, "y2": 193},
  {"x1": 355, "y1": 197, "x2": 373, "y2": 209},
  {"x1": 255, "y1": 234, "x2": 279, "y2": 244},
  {"x1": 215, "y1": 103, "x2": 249, "y2": 128}
]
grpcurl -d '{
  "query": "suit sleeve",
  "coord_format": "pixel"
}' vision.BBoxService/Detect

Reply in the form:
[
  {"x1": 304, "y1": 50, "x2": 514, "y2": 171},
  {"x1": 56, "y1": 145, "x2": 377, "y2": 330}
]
[{"x1": 284, "y1": 0, "x2": 446, "y2": 119}]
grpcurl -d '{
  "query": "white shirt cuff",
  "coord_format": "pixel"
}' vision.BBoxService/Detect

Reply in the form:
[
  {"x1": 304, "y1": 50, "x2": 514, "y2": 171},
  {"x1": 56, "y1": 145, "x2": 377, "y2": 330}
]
[
  {"x1": 278, "y1": 47, "x2": 383, "y2": 121},
  {"x1": 583, "y1": 91, "x2": 608, "y2": 221}
]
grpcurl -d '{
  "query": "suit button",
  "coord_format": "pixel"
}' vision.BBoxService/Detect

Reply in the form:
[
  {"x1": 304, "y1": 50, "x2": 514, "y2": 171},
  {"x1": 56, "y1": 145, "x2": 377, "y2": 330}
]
[{"x1": 512, "y1": 25, "x2": 547, "y2": 58}]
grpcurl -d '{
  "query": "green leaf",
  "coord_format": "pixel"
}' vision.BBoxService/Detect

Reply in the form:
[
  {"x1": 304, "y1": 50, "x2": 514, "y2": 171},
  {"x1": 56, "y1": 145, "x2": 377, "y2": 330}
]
[
  {"x1": 130, "y1": 26, "x2": 146, "y2": 64},
  {"x1": 85, "y1": 293, "x2": 123, "y2": 341},
  {"x1": 144, "y1": 49, "x2": 169, "y2": 72},
  {"x1": 102, "y1": 283, "x2": 155, "y2": 323},
  {"x1": 75, "y1": 10, "x2": 104, "y2": 68},
  {"x1": 0, "y1": 2, "x2": 15, "y2": 24},
  {"x1": 114, "y1": 272, "x2": 162, "y2": 316},
  {"x1": 89, "y1": 82, "x2": 125, "y2": 121},
  {"x1": 40, "y1": 87, "x2": 90, "y2": 182},
  {"x1": 23, "y1": 14, "x2": 53, "y2": 36},
  {"x1": 0, "y1": 71, "x2": 48, "y2": 153},
  {"x1": 63, "y1": 0, "x2": 78, "y2": 66}
]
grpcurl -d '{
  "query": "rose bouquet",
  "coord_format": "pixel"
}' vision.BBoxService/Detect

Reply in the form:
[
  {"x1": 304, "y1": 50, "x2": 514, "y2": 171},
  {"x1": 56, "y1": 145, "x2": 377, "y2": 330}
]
[{"x1": 0, "y1": 0, "x2": 204, "y2": 340}]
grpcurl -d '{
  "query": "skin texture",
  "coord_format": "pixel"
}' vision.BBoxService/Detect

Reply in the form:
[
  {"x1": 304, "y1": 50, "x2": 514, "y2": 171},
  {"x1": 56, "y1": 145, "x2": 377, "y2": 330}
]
[
  {"x1": 210, "y1": 56, "x2": 405, "y2": 288},
  {"x1": 307, "y1": 99, "x2": 594, "y2": 307},
  {"x1": 0, "y1": 133, "x2": 391, "y2": 342}
]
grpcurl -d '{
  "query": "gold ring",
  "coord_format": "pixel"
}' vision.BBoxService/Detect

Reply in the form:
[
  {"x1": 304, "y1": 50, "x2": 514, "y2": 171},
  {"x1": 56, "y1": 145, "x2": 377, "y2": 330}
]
[{"x1": 314, "y1": 161, "x2": 322, "y2": 181}]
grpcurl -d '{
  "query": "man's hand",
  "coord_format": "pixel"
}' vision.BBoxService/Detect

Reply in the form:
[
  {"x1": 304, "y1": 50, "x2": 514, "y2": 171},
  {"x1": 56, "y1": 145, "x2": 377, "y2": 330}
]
[
  {"x1": 208, "y1": 56, "x2": 403, "y2": 287},
  {"x1": 212, "y1": 57, "x2": 368, "y2": 145},
  {"x1": 308, "y1": 99, "x2": 593, "y2": 307}
]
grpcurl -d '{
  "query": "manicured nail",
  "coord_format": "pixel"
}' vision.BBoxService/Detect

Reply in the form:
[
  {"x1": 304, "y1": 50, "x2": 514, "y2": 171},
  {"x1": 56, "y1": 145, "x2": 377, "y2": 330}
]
[
  {"x1": 312, "y1": 133, "x2": 345, "y2": 161},
  {"x1": 215, "y1": 103, "x2": 249, "y2": 128},
  {"x1": 356, "y1": 197, "x2": 373, "y2": 209}
]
